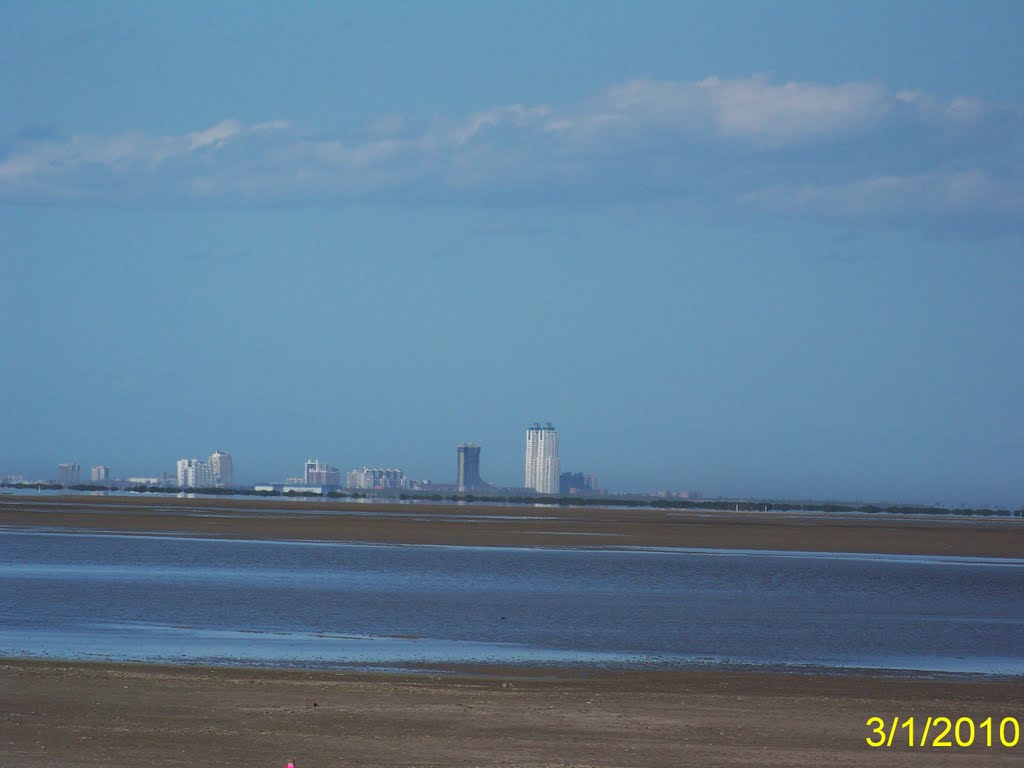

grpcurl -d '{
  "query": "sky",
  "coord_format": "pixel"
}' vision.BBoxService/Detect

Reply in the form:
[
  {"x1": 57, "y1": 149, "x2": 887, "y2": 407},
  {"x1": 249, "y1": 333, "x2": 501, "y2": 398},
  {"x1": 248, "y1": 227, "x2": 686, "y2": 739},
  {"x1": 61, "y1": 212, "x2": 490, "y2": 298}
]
[{"x1": 2, "y1": 1, "x2": 1022, "y2": 506}]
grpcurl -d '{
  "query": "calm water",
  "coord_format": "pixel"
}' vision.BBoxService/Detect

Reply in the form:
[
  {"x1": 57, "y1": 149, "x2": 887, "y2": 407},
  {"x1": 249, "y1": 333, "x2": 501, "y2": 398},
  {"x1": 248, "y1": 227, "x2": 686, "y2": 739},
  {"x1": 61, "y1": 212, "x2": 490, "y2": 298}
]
[{"x1": 1, "y1": 530, "x2": 1022, "y2": 674}]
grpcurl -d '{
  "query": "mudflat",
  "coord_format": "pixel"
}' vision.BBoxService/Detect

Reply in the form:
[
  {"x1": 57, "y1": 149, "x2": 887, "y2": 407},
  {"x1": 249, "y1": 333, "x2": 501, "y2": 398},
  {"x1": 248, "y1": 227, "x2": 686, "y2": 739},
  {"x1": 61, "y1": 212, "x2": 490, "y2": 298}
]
[
  {"x1": 3, "y1": 495, "x2": 1022, "y2": 766},
  {"x1": 3, "y1": 659, "x2": 1022, "y2": 768},
  {"x1": 1, "y1": 494, "x2": 1023, "y2": 557}
]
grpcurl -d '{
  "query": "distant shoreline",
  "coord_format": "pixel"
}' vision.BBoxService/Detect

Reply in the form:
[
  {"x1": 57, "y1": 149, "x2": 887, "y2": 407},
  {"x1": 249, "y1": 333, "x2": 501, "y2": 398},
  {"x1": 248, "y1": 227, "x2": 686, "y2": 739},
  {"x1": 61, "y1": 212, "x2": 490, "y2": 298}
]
[
  {"x1": 2, "y1": 493, "x2": 1022, "y2": 558},
  {"x1": 4, "y1": 484, "x2": 1019, "y2": 518}
]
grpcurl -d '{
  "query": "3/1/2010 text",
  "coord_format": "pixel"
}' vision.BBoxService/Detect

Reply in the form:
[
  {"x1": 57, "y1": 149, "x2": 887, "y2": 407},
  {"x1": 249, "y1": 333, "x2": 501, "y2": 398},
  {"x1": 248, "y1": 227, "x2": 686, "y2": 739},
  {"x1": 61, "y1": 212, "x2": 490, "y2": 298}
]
[{"x1": 866, "y1": 716, "x2": 1020, "y2": 748}]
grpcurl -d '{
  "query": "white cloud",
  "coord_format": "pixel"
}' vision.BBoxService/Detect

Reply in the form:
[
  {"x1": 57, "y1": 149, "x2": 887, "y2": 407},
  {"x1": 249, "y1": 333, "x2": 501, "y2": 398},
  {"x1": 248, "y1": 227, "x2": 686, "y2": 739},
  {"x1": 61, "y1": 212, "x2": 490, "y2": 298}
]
[
  {"x1": 0, "y1": 118, "x2": 294, "y2": 184},
  {"x1": 450, "y1": 105, "x2": 551, "y2": 147},
  {"x1": 0, "y1": 75, "x2": 1020, "y2": 232},
  {"x1": 699, "y1": 76, "x2": 889, "y2": 145},
  {"x1": 585, "y1": 76, "x2": 890, "y2": 146},
  {"x1": 742, "y1": 171, "x2": 1024, "y2": 222},
  {"x1": 187, "y1": 120, "x2": 242, "y2": 151},
  {"x1": 538, "y1": 75, "x2": 891, "y2": 149}
]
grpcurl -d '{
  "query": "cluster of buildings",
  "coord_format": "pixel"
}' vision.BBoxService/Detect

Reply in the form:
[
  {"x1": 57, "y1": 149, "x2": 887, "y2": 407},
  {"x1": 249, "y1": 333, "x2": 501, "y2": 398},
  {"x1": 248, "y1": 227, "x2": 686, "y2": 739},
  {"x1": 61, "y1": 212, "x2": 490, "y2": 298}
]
[
  {"x1": 42, "y1": 453, "x2": 233, "y2": 490},
  {"x1": 176, "y1": 451, "x2": 233, "y2": 489},
  {"x1": 303, "y1": 459, "x2": 340, "y2": 486},
  {"x1": 559, "y1": 471, "x2": 598, "y2": 496},
  {"x1": 29, "y1": 423, "x2": 602, "y2": 497},
  {"x1": 347, "y1": 467, "x2": 406, "y2": 490},
  {"x1": 256, "y1": 461, "x2": 407, "y2": 494},
  {"x1": 251, "y1": 424, "x2": 582, "y2": 496},
  {"x1": 54, "y1": 463, "x2": 114, "y2": 485},
  {"x1": 33, "y1": 462, "x2": 177, "y2": 488}
]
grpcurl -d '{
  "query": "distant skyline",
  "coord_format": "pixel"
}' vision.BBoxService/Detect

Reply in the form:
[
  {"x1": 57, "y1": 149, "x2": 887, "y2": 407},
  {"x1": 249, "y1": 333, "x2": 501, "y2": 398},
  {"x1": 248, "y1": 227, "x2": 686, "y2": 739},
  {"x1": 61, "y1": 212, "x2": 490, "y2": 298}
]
[{"x1": 2, "y1": 2, "x2": 1022, "y2": 507}]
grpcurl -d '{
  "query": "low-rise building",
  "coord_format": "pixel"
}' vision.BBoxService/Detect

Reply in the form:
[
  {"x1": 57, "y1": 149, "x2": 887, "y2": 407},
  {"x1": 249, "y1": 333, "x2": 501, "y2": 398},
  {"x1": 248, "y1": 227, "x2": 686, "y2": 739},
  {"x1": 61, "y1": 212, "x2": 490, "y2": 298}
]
[
  {"x1": 176, "y1": 458, "x2": 215, "y2": 488},
  {"x1": 347, "y1": 467, "x2": 406, "y2": 490}
]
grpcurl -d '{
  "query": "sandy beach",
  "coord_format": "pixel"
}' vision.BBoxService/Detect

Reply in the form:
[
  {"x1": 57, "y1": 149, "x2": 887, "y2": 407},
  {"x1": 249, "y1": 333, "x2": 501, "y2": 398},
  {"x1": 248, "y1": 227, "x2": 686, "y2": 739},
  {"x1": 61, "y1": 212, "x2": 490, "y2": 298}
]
[
  {"x1": 2, "y1": 494, "x2": 1022, "y2": 766},
  {"x1": 3, "y1": 659, "x2": 1022, "y2": 767}
]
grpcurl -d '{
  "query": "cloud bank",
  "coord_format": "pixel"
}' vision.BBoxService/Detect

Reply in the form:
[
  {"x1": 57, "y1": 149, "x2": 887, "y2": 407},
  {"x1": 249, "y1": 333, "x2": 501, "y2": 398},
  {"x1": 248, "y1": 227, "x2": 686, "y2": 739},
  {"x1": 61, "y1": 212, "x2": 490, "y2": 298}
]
[{"x1": 1, "y1": 75, "x2": 1021, "y2": 230}]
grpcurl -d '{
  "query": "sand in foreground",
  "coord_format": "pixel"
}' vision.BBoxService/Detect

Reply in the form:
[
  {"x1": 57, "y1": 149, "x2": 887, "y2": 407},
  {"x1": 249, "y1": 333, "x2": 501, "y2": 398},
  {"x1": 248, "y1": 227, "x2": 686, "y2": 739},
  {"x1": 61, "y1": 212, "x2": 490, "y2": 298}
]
[{"x1": 2, "y1": 660, "x2": 1021, "y2": 768}]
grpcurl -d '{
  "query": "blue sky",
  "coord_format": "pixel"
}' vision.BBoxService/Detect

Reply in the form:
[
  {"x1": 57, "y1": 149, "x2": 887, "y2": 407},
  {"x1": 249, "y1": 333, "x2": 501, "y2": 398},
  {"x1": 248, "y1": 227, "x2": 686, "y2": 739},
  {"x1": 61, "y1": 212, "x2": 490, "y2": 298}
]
[{"x1": 2, "y1": 2, "x2": 1022, "y2": 505}]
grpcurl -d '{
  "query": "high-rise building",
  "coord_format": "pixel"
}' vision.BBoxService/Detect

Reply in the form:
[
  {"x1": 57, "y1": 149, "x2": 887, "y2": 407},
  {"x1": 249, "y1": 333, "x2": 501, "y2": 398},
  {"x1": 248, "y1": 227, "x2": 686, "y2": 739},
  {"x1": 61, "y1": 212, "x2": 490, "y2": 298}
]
[
  {"x1": 90, "y1": 466, "x2": 110, "y2": 483},
  {"x1": 456, "y1": 443, "x2": 484, "y2": 491},
  {"x1": 525, "y1": 423, "x2": 559, "y2": 494},
  {"x1": 346, "y1": 467, "x2": 406, "y2": 490},
  {"x1": 209, "y1": 451, "x2": 233, "y2": 487},
  {"x1": 304, "y1": 459, "x2": 340, "y2": 486},
  {"x1": 57, "y1": 462, "x2": 80, "y2": 485},
  {"x1": 176, "y1": 458, "x2": 215, "y2": 488}
]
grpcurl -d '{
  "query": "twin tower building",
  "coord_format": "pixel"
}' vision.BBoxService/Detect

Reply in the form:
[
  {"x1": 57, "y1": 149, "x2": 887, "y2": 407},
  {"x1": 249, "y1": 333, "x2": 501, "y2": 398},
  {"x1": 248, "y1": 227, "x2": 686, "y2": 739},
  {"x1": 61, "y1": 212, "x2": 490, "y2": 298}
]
[{"x1": 457, "y1": 422, "x2": 560, "y2": 495}]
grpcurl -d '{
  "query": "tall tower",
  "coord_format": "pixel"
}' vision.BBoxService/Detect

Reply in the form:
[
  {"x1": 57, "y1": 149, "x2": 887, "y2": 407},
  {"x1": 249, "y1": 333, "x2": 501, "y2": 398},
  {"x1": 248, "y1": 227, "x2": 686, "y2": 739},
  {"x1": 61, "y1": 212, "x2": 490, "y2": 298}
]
[
  {"x1": 209, "y1": 451, "x2": 233, "y2": 487},
  {"x1": 456, "y1": 443, "x2": 483, "y2": 492},
  {"x1": 524, "y1": 423, "x2": 559, "y2": 494}
]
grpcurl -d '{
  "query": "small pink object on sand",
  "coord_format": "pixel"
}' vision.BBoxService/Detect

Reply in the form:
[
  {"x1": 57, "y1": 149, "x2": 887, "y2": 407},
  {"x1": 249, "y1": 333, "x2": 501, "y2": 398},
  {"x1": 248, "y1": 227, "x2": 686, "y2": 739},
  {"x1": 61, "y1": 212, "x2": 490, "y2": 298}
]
[{"x1": 285, "y1": 763, "x2": 295, "y2": 768}]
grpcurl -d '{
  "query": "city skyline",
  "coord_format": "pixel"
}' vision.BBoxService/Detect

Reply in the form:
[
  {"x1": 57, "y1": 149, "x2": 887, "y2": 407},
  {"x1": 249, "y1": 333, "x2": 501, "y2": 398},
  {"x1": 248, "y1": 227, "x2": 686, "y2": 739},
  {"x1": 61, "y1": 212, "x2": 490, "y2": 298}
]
[
  {"x1": 1, "y1": 400, "x2": 1019, "y2": 503},
  {"x1": 3, "y1": 4, "x2": 1022, "y2": 508}
]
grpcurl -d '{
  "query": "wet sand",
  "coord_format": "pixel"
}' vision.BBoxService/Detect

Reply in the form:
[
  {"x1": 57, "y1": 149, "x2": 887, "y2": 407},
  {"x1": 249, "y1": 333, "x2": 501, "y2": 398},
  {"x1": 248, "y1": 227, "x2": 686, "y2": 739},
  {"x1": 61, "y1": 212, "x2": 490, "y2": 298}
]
[
  {"x1": 1, "y1": 493, "x2": 1023, "y2": 557},
  {"x1": 2, "y1": 659, "x2": 1021, "y2": 767}
]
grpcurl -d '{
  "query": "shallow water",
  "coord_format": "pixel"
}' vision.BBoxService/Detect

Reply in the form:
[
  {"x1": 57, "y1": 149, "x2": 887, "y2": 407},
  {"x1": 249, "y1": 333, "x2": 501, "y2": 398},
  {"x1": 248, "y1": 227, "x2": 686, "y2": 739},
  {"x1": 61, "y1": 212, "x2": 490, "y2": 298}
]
[{"x1": 1, "y1": 530, "x2": 1021, "y2": 674}]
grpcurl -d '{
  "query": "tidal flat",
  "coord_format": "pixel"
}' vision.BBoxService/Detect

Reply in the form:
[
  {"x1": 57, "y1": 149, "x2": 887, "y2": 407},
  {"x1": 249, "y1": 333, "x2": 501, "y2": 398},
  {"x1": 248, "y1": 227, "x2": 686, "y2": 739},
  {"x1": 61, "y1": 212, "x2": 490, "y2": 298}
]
[{"x1": 1, "y1": 495, "x2": 1021, "y2": 766}]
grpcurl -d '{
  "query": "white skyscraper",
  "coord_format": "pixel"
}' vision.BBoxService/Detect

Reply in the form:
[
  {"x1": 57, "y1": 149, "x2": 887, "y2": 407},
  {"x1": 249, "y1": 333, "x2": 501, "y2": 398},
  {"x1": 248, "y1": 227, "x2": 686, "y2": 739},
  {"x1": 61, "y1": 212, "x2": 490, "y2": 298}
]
[
  {"x1": 209, "y1": 451, "x2": 233, "y2": 487},
  {"x1": 525, "y1": 422, "x2": 560, "y2": 494}
]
